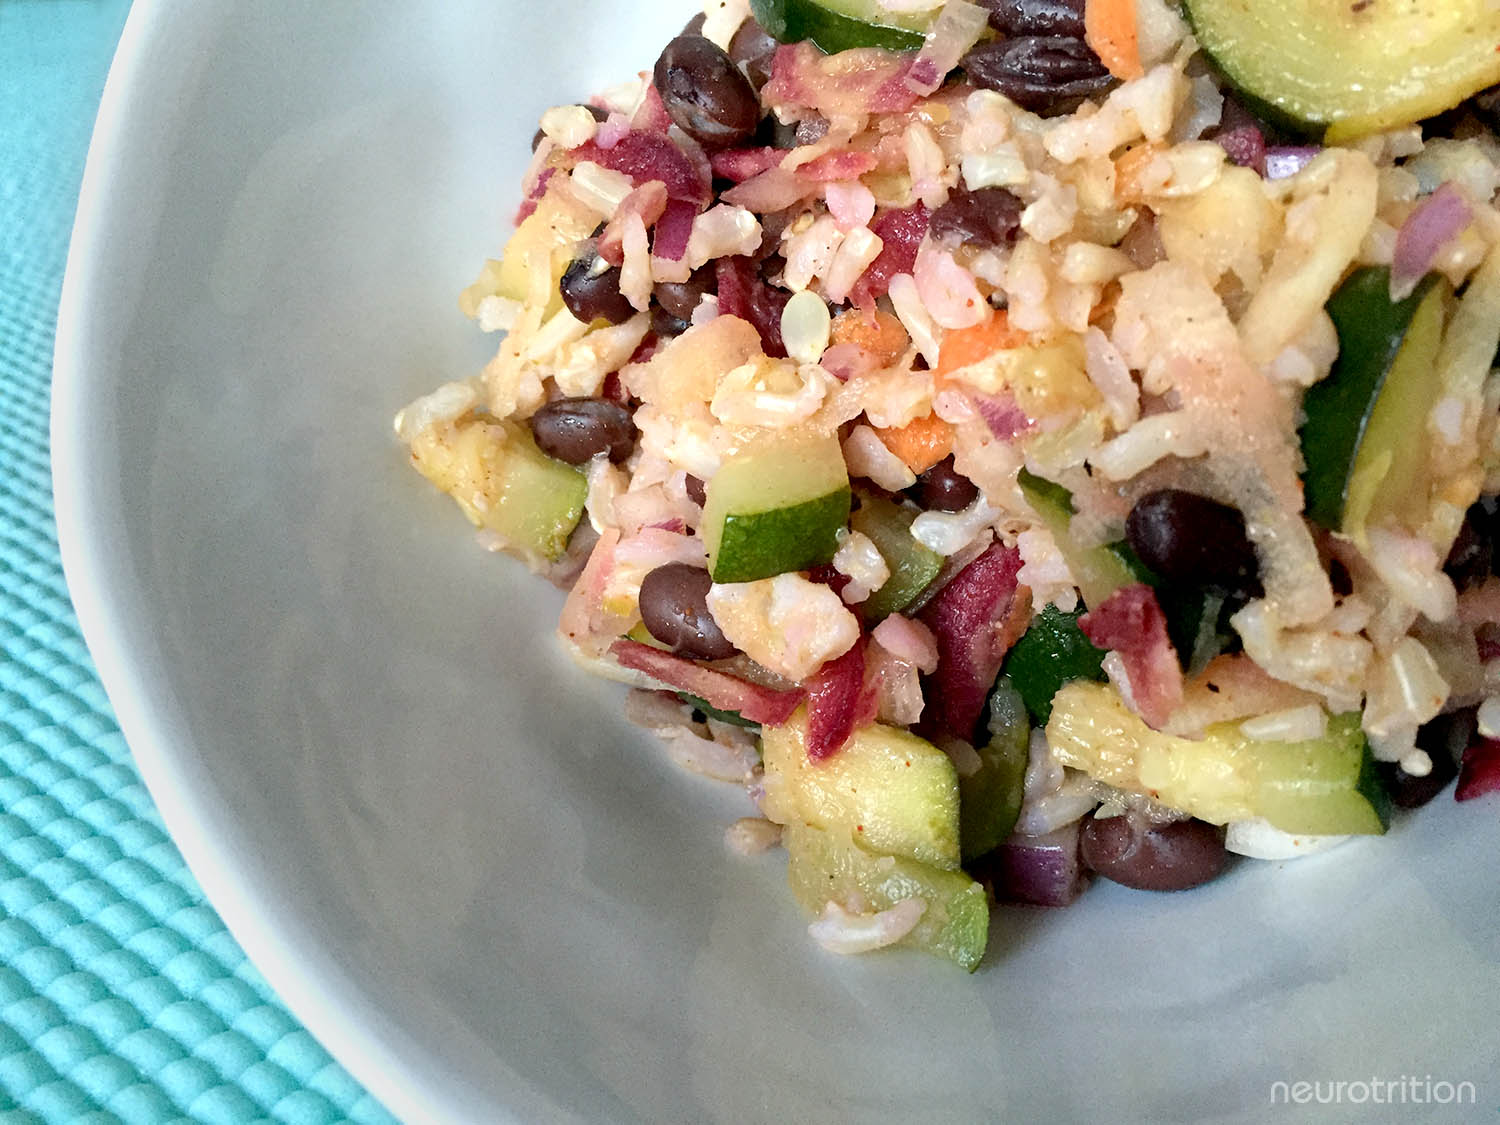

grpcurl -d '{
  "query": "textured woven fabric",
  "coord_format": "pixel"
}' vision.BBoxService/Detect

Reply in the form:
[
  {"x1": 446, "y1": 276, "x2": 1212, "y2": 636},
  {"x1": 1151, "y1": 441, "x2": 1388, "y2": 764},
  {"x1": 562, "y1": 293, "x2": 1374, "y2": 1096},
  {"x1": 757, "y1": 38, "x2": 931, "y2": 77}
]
[{"x1": 1, "y1": 4, "x2": 391, "y2": 1121}]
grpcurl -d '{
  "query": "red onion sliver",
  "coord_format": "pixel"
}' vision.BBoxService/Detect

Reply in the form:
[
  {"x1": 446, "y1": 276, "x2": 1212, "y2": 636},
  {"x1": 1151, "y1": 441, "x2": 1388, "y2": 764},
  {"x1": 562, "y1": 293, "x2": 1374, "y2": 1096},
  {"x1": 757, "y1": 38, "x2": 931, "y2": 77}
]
[
  {"x1": 906, "y1": 0, "x2": 990, "y2": 97},
  {"x1": 985, "y1": 825, "x2": 1090, "y2": 907},
  {"x1": 1391, "y1": 182, "x2": 1471, "y2": 301},
  {"x1": 1214, "y1": 124, "x2": 1265, "y2": 175},
  {"x1": 969, "y1": 390, "x2": 1031, "y2": 440}
]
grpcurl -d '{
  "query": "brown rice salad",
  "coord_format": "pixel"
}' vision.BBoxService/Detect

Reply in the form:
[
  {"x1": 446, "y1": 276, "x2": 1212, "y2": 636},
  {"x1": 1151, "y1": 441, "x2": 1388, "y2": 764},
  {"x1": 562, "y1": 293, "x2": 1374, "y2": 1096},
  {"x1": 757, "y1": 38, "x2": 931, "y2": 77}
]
[{"x1": 397, "y1": 0, "x2": 1500, "y2": 969}]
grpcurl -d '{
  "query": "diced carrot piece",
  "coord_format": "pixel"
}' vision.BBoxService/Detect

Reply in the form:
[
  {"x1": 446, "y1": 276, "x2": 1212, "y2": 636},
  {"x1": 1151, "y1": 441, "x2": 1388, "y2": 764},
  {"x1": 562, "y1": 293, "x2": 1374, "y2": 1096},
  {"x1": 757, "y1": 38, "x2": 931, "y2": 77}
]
[
  {"x1": 1084, "y1": 0, "x2": 1144, "y2": 81},
  {"x1": 830, "y1": 307, "x2": 910, "y2": 366},
  {"x1": 1113, "y1": 142, "x2": 1164, "y2": 205},
  {"x1": 935, "y1": 309, "x2": 1029, "y2": 379},
  {"x1": 875, "y1": 413, "x2": 955, "y2": 475}
]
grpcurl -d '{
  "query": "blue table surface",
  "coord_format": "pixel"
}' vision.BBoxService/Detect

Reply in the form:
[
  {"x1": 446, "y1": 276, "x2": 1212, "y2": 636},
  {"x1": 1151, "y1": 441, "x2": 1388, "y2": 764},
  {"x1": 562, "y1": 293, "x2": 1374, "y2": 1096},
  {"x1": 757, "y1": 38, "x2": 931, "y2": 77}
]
[{"x1": 1, "y1": 4, "x2": 390, "y2": 1121}]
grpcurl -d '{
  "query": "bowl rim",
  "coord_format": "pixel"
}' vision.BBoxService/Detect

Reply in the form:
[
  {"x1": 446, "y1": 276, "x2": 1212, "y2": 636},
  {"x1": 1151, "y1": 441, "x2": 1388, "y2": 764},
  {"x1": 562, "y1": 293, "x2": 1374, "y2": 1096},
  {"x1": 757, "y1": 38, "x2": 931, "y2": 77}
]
[{"x1": 51, "y1": 4, "x2": 477, "y2": 1121}]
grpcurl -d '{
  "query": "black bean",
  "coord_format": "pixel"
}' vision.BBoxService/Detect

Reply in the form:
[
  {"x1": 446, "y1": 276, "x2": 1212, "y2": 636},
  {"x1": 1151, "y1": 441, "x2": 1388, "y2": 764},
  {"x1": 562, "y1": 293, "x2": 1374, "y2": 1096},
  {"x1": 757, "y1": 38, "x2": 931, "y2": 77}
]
[
  {"x1": 753, "y1": 114, "x2": 802, "y2": 150},
  {"x1": 530, "y1": 398, "x2": 636, "y2": 465},
  {"x1": 1378, "y1": 708, "x2": 1470, "y2": 808},
  {"x1": 929, "y1": 187, "x2": 1023, "y2": 247},
  {"x1": 1081, "y1": 815, "x2": 1228, "y2": 892},
  {"x1": 651, "y1": 305, "x2": 691, "y2": 340},
  {"x1": 1126, "y1": 490, "x2": 1262, "y2": 598},
  {"x1": 654, "y1": 265, "x2": 716, "y2": 322},
  {"x1": 1444, "y1": 496, "x2": 1500, "y2": 590},
  {"x1": 1328, "y1": 557, "x2": 1354, "y2": 598},
  {"x1": 756, "y1": 211, "x2": 794, "y2": 259},
  {"x1": 918, "y1": 456, "x2": 979, "y2": 512},
  {"x1": 684, "y1": 475, "x2": 707, "y2": 507},
  {"x1": 653, "y1": 36, "x2": 762, "y2": 150},
  {"x1": 977, "y1": 0, "x2": 1085, "y2": 36},
  {"x1": 962, "y1": 37, "x2": 1113, "y2": 114},
  {"x1": 639, "y1": 563, "x2": 738, "y2": 660},
  {"x1": 729, "y1": 18, "x2": 780, "y2": 91},
  {"x1": 532, "y1": 104, "x2": 609, "y2": 152},
  {"x1": 559, "y1": 251, "x2": 636, "y2": 326},
  {"x1": 1474, "y1": 85, "x2": 1500, "y2": 132}
]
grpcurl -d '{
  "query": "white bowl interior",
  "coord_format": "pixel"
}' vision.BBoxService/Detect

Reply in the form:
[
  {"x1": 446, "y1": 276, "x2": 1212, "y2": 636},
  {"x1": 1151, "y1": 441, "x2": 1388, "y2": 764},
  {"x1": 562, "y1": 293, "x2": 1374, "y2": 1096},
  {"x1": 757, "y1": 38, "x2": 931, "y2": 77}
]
[{"x1": 55, "y1": 2, "x2": 1500, "y2": 1121}]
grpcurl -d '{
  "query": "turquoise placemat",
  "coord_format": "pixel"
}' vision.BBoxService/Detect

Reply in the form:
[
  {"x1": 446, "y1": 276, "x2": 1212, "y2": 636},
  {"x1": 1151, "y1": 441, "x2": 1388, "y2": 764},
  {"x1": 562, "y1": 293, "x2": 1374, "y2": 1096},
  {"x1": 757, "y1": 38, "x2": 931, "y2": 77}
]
[{"x1": 0, "y1": 4, "x2": 391, "y2": 1121}]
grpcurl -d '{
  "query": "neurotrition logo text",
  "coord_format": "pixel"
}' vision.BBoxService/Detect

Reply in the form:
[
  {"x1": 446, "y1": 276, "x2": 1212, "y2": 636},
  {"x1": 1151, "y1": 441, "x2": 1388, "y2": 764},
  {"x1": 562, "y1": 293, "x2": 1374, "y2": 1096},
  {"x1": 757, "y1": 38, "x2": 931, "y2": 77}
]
[{"x1": 1271, "y1": 1076, "x2": 1477, "y2": 1108}]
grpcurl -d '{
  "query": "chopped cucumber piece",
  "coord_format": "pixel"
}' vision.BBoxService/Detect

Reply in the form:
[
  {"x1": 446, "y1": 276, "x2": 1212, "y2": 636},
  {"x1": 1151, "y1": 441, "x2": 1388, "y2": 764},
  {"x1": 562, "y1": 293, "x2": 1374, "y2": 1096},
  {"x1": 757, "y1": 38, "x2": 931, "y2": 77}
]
[
  {"x1": 460, "y1": 185, "x2": 598, "y2": 319},
  {"x1": 1184, "y1": 0, "x2": 1500, "y2": 140},
  {"x1": 785, "y1": 823, "x2": 988, "y2": 972},
  {"x1": 1001, "y1": 603, "x2": 1107, "y2": 724},
  {"x1": 1301, "y1": 268, "x2": 1449, "y2": 539},
  {"x1": 849, "y1": 495, "x2": 942, "y2": 622},
  {"x1": 762, "y1": 707, "x2": 962, "y2": 870},
  {"x1": 750, "y1": 0, "x2": 929, "y2": 54},
  {"x1": 1045, "y1": 682, "x2": 1391, "y2": 836},
  {"x1": 409, "y1": 417, "x2": 586, "y2": 561},
  {"x1": 1018, "y1": 469, "x2": 1137, "y2": 609},
  {"x1": 703, "y1": 434, "x2": 851, "y2": 583},
  {"x1": 960, "y1": 678, "x2": 1029, "y2": 862}
]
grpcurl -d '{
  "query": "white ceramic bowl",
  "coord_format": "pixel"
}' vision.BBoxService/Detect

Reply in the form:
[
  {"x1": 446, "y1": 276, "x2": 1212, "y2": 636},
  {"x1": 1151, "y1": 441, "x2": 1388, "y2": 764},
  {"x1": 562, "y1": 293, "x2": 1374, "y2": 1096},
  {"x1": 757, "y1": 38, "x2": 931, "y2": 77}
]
[{"x1": 54, "y1": 3, "x2": 1500, "y2": 1121}]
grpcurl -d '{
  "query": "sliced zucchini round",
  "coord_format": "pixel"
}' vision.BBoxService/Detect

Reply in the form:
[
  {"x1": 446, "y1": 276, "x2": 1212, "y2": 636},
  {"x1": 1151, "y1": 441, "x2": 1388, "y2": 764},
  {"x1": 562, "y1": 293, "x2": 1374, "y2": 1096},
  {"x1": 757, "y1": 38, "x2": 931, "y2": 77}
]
[
  {"x1": 1184, "y1": 0, "x2": 1500, "y2": 141},
  {"x1": 749, "y1": 0, "x2": 929, "y2": 54}
]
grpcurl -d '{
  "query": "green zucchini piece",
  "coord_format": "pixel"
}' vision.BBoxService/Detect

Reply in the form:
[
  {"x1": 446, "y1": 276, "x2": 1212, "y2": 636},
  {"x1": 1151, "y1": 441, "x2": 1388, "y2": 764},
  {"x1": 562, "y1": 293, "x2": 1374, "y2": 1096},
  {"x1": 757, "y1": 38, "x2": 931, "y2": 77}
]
[
  {"x1": 784, "y1": 823, "x2": 988, "y2": 972},
  {"x1": 960, "y1": 678, "x2": 1030, "y2": 862},
  {"x1": 749, "y1": 0, "x2": 928, "y2": 53},
  {"x1": 761, "y1": 708, "x2": 962, "y2": 870},
  {"x1": 849, "y1": 495, "x2": 943, "y2": 622},
  {"x1": 702, "y1": 434, "x2": 851, "y2": 584},
  {"x1": 1001, "y1": 603, "x2": 1108, "y2": 724},
  {"x1": 409, "y1": 418, "x2": 586, "y2": 562},
  {"x1": 1015, "y1": 468, "x2": 1233, "y2": 673},
  {"x1": 1300, "y1": 268, "x2": 1449, "y2": 538},
  {"x1": 1018, "y1": 469, "x2": 1138, "y2": 609},
  {"x1": 1046, "y1": 682, "x2": 1391, "y2": 836},
  {"x1": 1184, "y1": 0, "x2": 1500, "y2": 141}
]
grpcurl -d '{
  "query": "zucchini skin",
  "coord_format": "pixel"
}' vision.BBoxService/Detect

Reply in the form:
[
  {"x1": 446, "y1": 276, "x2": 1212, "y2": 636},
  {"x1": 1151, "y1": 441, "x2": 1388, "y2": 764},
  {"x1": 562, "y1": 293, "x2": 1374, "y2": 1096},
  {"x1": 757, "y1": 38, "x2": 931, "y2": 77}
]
[
  {"x1": 1179, "y1": 2, "x2": 1319, "y2": 139},
  {"x1": 1298, "y1": 268, "x2": 1439, "y2": 532},
  {"x1": 749, "y1": 0, "x2": 926, "y2": 54}
]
